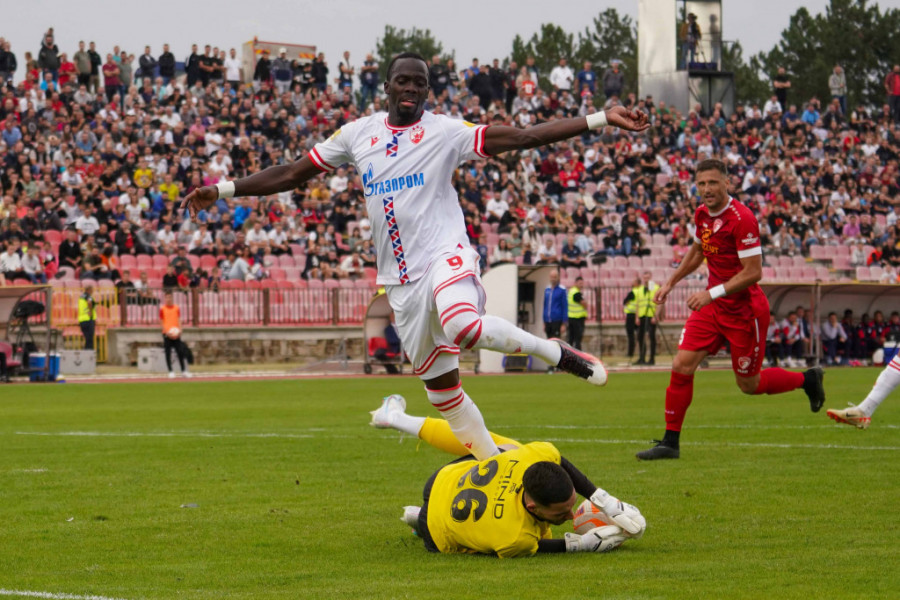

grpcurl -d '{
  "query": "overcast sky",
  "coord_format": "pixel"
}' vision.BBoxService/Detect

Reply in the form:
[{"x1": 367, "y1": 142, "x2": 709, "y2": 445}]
[{"x1": 12, "y1": 0, "x2": 837, "y2": 80}]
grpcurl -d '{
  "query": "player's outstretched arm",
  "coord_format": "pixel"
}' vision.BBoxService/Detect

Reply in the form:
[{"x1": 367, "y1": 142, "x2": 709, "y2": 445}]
[
  {"x1": 655, "y1": 242, "x2": 705, "y2": 304},
  {"x1": 483, "y1": 106, "x2": 649, "y2": 156},
  {"x1": 180, "y1": 156, "x2": 322, "y2": 220}
]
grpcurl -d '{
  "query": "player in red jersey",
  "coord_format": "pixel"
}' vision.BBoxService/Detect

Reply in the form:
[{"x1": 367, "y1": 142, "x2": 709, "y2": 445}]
[{"x1": 636, "y1": 159, "x2": 825, "y2": 460}]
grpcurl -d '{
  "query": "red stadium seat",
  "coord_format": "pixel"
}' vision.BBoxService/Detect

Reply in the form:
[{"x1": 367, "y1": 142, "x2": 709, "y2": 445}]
[
  {"x1": 269, "y1": 267, "x2": 286, "y2": 280},
  {"x1": 43, "y1": 230, "x2": 62, "y2": 245},
  {"x1": 136, "y1": 255, "x2": 153, "y2": 269},
  {"x1": 200, "y1": 255, "x2": 218, "y2": 270}
]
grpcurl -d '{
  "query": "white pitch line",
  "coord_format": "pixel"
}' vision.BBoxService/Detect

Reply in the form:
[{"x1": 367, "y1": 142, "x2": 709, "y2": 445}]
[
  {"x1": 497, "y1": 423, "x2": 900, "y2": 430},
  {"x1": 0, "y1": 590, "x2": 131, "y2": 600},
  {"x1": 9, "y1": 431, "x2": 898, "y2": 451},
  {"x1": 537, "y1": 437, "x2": 900, "y2": 451},
  {"x1": 13, "y1": 431, "x2": 352, "y2": 440}
]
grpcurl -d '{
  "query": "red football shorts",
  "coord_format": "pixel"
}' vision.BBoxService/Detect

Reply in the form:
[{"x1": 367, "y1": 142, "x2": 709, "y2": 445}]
[{"x1": 678, "y1": 295, "x2": 770, "y2": 377}]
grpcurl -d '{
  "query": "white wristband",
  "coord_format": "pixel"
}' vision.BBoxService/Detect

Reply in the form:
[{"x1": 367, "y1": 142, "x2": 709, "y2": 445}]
[
  {"x1": 586, "y1": 111, "x2": 608, "y2": 130},
  {"x1": 709, "y1": 284, "x2": 727, "y2": 300},
  {"x1": 216, "y1": 181, "x2": 236, "y2": 199}
]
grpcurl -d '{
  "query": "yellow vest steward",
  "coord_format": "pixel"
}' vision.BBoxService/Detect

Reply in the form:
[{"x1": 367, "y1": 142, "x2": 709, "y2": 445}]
[
  {"x1": 426, "y1": 442, "x2": 560, "y2": 558},
  {"x1": 567, "y1": 286, "x2": 587, "y2": 319},
  {"x1": 77, "y1": 296, "x2": 97, "y2": 323},
  {"x1": 634, "y1": 283, "x2": 658, "y2": 318},
  {"x1": 624, "y1": 287, "x2": 639, "y2": 315}
]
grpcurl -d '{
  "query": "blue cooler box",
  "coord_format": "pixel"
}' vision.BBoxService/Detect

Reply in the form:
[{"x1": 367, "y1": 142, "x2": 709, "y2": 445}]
[
  {"x1": 883, "y1": 342, "x2": 899, "y2": 364},
  {"x1": 28, "y1": 353, "x2": 61, "y2": 382}
]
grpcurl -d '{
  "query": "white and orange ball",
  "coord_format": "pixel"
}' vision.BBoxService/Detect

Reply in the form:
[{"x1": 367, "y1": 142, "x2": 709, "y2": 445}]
[
  {"x1": 167, "y1": 327, "x2": 181, "y2": 339},
  {"x1": 573, "y1": 499, "x2": 612, "y2": 535}
]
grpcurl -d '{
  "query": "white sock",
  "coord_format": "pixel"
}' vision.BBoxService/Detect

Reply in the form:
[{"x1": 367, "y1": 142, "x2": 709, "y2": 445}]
[
  {"x1": 858, "y1": 356, "x2": 900, "y2": 416},
  {"x1": 426, "y1": 384, "x2": 499, "y2": 460},
  {"x1": 476, "y1": 315, "x2": 562, "y2": 365},
  {"x1": 388, "y1": 411, "x2": 426, "y2": 437}
]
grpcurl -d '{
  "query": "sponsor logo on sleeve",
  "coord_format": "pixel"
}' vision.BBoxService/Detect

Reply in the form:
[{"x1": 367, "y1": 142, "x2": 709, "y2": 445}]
[{"x1": 742, "y1": 232, "x2": 759, "y2": 246}]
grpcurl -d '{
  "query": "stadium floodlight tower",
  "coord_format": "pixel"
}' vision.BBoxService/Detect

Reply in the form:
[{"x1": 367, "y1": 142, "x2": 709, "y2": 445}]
[{"x1": 638, "y1": 0, "x2": 734, "y2": 116}]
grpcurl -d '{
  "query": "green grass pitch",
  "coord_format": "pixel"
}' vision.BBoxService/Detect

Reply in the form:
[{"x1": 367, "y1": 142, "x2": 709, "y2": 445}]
[{"x1": 0, "y1": 369, "x2": 897, "y2": 599}]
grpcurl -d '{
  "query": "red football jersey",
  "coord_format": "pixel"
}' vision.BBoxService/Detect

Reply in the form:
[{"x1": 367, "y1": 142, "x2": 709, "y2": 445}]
[{"x1": 692, "y1": 197, "x2": 766, "y2": 315}]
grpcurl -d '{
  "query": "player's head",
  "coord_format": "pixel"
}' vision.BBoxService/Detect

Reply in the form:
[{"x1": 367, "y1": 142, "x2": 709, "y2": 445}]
[
  {"x1": 522, "y1": 462, "x2": 576, "y2": 525},
  {"x1": 695, "y1": 158, "x2": 729, "y2": 212},
  {"x1": 384, "y1": 52, "x2": 428, "y2": 123},
  {"x1": 164, "y1": 291, "x2": 173, "y2": 306}
]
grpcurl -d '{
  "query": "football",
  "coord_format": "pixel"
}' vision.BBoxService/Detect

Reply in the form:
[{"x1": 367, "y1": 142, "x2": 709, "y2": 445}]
[
  {"x1": 573, "y1": 499, "x2": 612, "y2": 535},
  {"x1": 167, "y1": 327, "x2": 181, "y2": 339}
]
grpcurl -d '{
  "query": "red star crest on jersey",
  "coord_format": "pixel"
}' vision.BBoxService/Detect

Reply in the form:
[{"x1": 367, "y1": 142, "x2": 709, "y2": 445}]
[
  {"x1": 712, "y1": 219, "x2": 723, "y2": 234},
  {"x1": 410, "y1": 124, "x2": 425, "y2": 144}
]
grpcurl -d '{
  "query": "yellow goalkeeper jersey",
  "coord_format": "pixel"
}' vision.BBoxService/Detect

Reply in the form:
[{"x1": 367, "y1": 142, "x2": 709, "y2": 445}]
[{"x1": 426, "y1": 442, "x2": 560, "y2": 558}]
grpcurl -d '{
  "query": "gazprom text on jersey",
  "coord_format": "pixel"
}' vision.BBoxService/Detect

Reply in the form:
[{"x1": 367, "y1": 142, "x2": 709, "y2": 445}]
[{"x1": 364, "y1": 173, "x2": 425, "y2": 197}]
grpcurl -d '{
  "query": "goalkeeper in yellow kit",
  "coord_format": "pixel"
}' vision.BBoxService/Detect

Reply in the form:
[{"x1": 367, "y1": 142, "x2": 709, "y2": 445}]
[{"x1": 370, "y1": 395, "x2": 647, "y2": 557}]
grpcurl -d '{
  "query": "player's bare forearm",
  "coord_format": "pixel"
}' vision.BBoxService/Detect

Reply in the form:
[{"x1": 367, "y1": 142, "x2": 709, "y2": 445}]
[
  {"x1": 233, "y1": 156, "x2": 319, "y2": 197},
  {"x1": 483, "y1": 106, "x2": 648, "y2": 155},
  {"x1": 719, "y1": 254, "x2": 762, "y2": 295}
]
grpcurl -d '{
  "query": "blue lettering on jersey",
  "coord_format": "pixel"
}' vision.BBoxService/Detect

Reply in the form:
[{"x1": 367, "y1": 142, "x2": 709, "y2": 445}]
[{"x1": 362, "y1": 162, "x2": 425, "y2": 197}]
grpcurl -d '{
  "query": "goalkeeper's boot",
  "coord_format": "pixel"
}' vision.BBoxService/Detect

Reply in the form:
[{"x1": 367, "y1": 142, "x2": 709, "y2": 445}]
[
  {"x1": 369, "y1": 394, "x2": 407, "y2": 428},
  {"x1": 551, "y1": 339, "x2": 608, "y2": 386},
  {"x1": 802, "y1": 366, "x2": 826, "y2": 413},
  {"x1": 400, "y1": 506, "x2": 421, "y2": 533},
  {"x1": 635, "y1": 440, "x2": 680, "y2": 460},
  {"x1": 827, "y1": 405, "x2": 871, "y2": 429}
]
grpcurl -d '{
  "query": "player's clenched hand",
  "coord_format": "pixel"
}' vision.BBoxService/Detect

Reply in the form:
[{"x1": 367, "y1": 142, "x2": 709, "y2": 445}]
[
  {"x1": 686, "y1": 289, "x2": 713, "y2": 311},
  {"x1": 589, "y1": 489, "x2": 647, "y2": 538},
  {"x1": 653, "y1": 283, "x2": 672, "y2": 305},
  {"x1": 605, "y1": 106, "x2": 650, "y2": 132},
  {"x1": 564, "y1": 525, "x2": 627, "y2": 553},
  {"x1": 180, "y1": 186, "x2": 218, "y2": 221}
]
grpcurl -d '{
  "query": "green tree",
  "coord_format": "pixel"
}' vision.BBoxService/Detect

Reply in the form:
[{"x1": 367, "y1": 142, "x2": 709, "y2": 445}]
[
  {"x1": 575, "y1": 8, "x2": 638, "y2": 95},
  {"x1": 721, "y1": 41, "x2": 769, "y2": 106},
  {"x1": 756, "y1": 0, "x2": 900, "y2": 109},
  {"x1": 373, "y1": 25, "x2": 453, "y2": 82},
  {"x1": 509, "y1": 23, "x2": 575, "y2": 90}
]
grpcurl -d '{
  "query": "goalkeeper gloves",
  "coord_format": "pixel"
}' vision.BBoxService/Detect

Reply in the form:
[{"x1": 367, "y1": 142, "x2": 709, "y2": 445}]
[
  {"x1": 589, "y1": 488, "x2": 647, "y2": 538},
  {"x1": 564, "y1": 525, "x2": 627, "y2": 553}
]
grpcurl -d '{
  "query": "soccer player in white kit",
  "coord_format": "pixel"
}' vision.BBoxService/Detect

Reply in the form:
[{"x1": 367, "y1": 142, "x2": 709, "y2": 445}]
[
  {"x1": 183, "y1": 53, "x2": 650, "y2": 460},
  {"x1": 827, "y1": 355, "x2": 897, "y2": 429}
]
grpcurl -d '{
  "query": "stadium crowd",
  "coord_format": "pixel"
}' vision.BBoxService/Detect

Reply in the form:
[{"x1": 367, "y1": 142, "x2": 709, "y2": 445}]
[{"x1": 0, "y1": 30, "x2": 899, "y2": 360}]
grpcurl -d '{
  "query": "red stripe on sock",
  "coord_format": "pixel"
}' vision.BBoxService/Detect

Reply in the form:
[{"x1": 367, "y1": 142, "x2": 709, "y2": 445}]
[
  {"x1": 434, "y1": 393, "x2": 465, "y2": 411},
  {"x1": 465, "y1": 320, "x2": 483, "y2": 349},
  {"x1": 453, "y1": 319, "x2": 480, "y2": 346},
  {"x1": 440, "y1": 307, "x2": 478, "y2": 328}
]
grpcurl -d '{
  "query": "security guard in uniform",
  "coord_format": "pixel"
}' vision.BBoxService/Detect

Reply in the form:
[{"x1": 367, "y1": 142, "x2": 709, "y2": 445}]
[
  {"x1": 78, "y1": 284, "x2": 97, "y2": 351},
  {"x1": 634, "y1": 271, "x2": 659, "y2": 366},
  {"x1": 567, "y1": 276, "x2": 587, "y2": 350},
  {"x1": 622, "y1": 276, "x2": 640, "y2": 361}
]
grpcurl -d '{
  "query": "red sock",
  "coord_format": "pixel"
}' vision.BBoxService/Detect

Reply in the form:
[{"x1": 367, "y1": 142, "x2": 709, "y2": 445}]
[
  {"x1": 754, "y1": 368, "x2": 805, "y2": 395},
  {"x1": 664, "y1": 372, "x2": 694, "y2": 432}
]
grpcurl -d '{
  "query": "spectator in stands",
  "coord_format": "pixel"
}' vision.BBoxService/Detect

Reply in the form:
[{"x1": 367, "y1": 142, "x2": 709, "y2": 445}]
[
  {"x1": 781, "y1": 311, "x2": 806, "y2": 368},
  {"x1": 542, "y1": 269, "x2": 567, "y2": 341},
  {"x1": 762, "y1": 311, "x2": 782, "y2": 367},
  {"x1": 536, "y1": 237, "x2": 557, "y2": 265},
  {"x1": 359, "y1": 53, "x2": 379, "y2": 110},
  {"x1": 829, "y1": 65, "x2": 847, "y2": 115},
  {"x1": 339, "y1": 251, "x2": 364, "y2": 279},
  {"x1": 0, "y1": 240, "x2": 24, "y2": 281},
  {"x1": 560, "y1": 232, "x2": 585, "y2": 268},
  {"x1": 885, "y1": 64, "x2": 900, "y2": 123},
  {"x1": 821, "y1": 312, "x2": 848, "y2": 366},
  {"x1": 602, "y1": 62, "x2": 624, "y2": 102}
]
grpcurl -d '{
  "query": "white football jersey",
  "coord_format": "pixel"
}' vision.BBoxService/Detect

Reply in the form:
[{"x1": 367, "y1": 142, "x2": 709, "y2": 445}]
[{"x1": 309, "y1": 111, "x2": 489, "y2": 285}]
